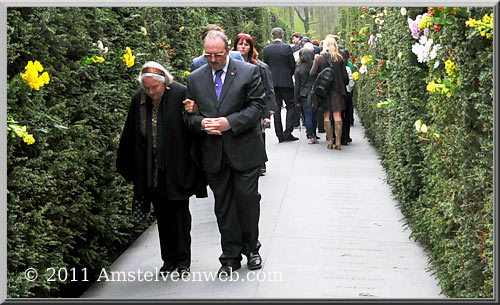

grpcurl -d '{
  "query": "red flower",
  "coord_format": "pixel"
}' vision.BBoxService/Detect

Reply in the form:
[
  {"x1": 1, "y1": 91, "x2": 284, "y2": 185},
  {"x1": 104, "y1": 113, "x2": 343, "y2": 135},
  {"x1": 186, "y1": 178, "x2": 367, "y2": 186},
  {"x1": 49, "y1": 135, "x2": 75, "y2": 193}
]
[
  {"x1": 428, "y1": 7, "x2": 434, "y2": 17},
  {"x1": 371, "y1": 70, "x2": 376, "y2": 76},
  {"x1": 352, "y1": 57, "x2": 356, "y2": 62},
  {"x1": 378, "y1": 64, "x2": 382, "y2": 70},
  {"x1": 434, "y1": 23, "x2": 440, "y2": 32},
  {"x1": 438, "y1": 7, "x2": 443, "y2": 11},
  {"x1": 380, "y1": 58, "x2": 385, "y2": 65},
  {"x1": 377, "y1": 90, "x2": 381, "y2": 95},
  {"x1": 349, "y1": 51, "x2": 353, "y2": 56},
  {"x1": 378, "y1": 83, "x2": 383, "y2": 88}
]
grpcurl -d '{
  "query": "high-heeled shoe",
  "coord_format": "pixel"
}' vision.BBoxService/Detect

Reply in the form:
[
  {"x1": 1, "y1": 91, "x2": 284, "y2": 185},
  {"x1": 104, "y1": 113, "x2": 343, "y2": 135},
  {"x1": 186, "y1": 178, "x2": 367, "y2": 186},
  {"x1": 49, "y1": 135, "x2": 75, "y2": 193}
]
[
  {"x1": 334, "y1": 144, "x2": 341, "y2": 150},
  {"x1": 327, "y1": 143, "x2": 333, "y2": 150}
]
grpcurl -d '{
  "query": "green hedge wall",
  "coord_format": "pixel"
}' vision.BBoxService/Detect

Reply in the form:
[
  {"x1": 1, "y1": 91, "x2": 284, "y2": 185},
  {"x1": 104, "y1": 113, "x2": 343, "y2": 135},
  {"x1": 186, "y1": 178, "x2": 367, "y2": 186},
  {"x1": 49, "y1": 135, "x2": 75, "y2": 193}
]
[
  {"x1": 337, "y1": 7, "x2": 494, "y2": 298},
  {"x1": 6, "y1": 7, "x2": 282, "y2": 297}
]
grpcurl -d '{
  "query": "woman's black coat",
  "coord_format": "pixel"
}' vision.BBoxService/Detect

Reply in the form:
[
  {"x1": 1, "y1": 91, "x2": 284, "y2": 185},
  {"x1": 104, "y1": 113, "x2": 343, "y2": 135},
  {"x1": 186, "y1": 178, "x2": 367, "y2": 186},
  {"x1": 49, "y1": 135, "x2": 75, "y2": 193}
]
[{"x1": 116, "y1": 81, "x2": 207, "y2": 208}]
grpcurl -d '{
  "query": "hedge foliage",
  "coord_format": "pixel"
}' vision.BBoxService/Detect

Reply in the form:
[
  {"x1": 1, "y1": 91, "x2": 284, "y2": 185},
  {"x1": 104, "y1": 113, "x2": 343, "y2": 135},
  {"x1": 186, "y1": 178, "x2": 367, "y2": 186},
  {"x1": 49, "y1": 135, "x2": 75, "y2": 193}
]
[
  {"x1": 6, "y1": 7, "x2": 284, "y2": 297},
  {"x1": 336, "y1": 7, "x2": 494, "y2": 298}
]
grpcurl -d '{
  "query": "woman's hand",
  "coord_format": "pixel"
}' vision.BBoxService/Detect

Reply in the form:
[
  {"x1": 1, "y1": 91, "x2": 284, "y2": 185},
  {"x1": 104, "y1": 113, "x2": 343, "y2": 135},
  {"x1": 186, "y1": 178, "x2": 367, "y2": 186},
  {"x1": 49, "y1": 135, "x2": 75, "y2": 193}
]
[{"x1": 183, "y1": 99, "x2": 200, "y2": 114}]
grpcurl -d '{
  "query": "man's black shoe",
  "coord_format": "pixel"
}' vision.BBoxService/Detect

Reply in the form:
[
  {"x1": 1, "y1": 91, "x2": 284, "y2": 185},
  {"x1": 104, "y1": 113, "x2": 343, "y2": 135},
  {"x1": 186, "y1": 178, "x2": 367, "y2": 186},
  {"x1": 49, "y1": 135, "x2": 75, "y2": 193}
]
[
  {"x1": 177, "y1": 266, "x2": 190, "y2": 277},
  {"x1": 159, "y1": 262, "x2": 177, "y2": 273},
  {"x1": 247, "y1": 252, "x2": 262, "y2": 270},
  {"x1": 288, "y1": 135, "x2": 299, "y2": 141},
  {"x1": 217, "y1": 262, "x2": 241, "y2": 278}
]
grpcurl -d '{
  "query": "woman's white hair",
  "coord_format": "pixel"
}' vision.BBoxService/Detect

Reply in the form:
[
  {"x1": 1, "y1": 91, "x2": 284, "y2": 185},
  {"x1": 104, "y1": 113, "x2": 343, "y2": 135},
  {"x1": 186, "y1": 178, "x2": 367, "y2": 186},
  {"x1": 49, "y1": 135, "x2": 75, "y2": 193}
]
[{"x1": 137, "y1": 61, "x2": 174, "y2": 86}]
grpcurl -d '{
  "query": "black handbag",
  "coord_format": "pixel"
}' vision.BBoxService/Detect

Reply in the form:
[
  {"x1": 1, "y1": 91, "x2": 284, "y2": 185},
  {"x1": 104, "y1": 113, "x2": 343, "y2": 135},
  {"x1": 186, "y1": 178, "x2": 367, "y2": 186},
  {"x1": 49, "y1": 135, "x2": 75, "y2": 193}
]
[{"x1": 306, "y1": 90, "x2": 320, "y2": 112}]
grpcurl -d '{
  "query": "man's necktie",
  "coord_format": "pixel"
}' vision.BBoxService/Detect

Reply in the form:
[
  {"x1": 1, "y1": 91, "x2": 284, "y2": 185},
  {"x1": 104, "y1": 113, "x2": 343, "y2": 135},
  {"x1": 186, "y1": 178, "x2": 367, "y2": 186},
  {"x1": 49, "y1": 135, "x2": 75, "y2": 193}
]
[{"x1": 215, "y1": 69, "x2": 223, "y2": 100}]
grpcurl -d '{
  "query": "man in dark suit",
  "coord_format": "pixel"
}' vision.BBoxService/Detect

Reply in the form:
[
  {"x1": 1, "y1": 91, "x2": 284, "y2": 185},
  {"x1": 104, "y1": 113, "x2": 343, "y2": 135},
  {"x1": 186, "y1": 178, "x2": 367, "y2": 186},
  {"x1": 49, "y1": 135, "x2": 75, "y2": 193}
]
[
  {"x1": 263, "y1": 27, "x2": 298, "y2": 143},
  {"x1": 183, "y1": 30, "x2": 266, "y2": 277},
  {"x1": 190, "y1": 24, "x2": 244, "y2": 72}
]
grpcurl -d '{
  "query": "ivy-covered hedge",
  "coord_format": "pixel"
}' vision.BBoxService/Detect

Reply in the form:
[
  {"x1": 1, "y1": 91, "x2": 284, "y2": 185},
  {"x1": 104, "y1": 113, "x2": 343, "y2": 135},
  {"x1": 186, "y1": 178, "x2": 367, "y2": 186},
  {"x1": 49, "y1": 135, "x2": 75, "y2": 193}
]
[
  {"x1": 336, "y1": 6, "x2": 493, "y2": 298},
  {"x1": 6, "y1": 7, "x2": 283, "y2": 298}
]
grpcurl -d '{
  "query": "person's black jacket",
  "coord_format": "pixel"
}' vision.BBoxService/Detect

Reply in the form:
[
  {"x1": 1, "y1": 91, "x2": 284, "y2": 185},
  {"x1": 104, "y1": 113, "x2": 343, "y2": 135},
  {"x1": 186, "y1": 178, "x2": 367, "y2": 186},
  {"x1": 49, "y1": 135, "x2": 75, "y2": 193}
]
[
  {"x1": 294, "y1": 58, "x2": 315, "y2": 101},
  {"x1": 257, "y1": 60, "x2": 277, "y2": 119},
  {"x1": 116, "y1": 81, "x2": 207, "y2": 207}
]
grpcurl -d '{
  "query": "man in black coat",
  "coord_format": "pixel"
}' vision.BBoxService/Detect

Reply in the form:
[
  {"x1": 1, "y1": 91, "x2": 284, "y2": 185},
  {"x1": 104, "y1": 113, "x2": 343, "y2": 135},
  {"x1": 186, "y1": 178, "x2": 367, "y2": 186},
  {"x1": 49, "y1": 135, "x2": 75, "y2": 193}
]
[
  {"x1": 183, "y1": 31, "x2": 267, "y2": 277},
  {"x1": 117, "y1": 61, "x2": 207, "y2": 276},
  {"x1": 263, "y1": 27, "x2": 298, "y2": 143}
]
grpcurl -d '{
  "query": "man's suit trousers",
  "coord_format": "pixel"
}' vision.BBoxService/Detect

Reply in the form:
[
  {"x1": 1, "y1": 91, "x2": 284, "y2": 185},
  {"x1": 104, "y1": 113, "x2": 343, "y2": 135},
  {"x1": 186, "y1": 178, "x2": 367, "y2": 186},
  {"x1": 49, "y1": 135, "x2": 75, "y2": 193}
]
[
  {"x1": 273, "y1": 87, "x2": 296, "y2": 141},
  {"x1": 205, "y1": 161, "x2": 261, "y2": 265}
]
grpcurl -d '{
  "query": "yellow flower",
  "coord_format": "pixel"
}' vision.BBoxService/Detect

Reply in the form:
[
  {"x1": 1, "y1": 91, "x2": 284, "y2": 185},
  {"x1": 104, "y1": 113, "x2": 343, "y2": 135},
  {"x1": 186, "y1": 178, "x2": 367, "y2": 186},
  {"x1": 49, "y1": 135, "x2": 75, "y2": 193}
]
[
  {"x1": 41, "y1": 71, "x2": 50, "y2": 84},
  {"x1": 433, "y1": 133, "x2": 440, "y2": 139},
  {"x1": 420, "y1": 124, "x2": 428, "y2": 133},
  {"x1": 398, "y1": 51, "x2": 403, "y2": 59},
  {"x1": 419, "y1": 15, "x2": 431, "y2": 29},
  {"x1": 353, "y1": 71, "x2": 359, "y2": 81},
  {"x1": 480, "y1": 30, "x2": 486, "y2": 36},
  {"x1": 123, "y1": 47, "x2": 135, "y2": 68},
  {"x1": 92, "y1": 56, "x2": 105, "y2": 63},
  {"x1": 23, "y1": 134, "x2": 35, "y2": 145},
  {"x1": 427, "y1": 81, "x2": 436, "y2": 92},
  {"x1": 445, "y1": 60, "x2": 456, "y2": 77},
  {"x1": 179, "y1": 26, "x2": 185, "y2": 32},
  {"x1": 183, "y1": 70, "x2": 190, "y2": 78},
  {"x1": 33, "y1": 60, "x2": 43, "y2": 72},
  {"x1": 20, "y1": 60, "x2": 50, "y2": 90},
  {"x1": 140, "y1": 26, "x2": 147, "y2": 35}
]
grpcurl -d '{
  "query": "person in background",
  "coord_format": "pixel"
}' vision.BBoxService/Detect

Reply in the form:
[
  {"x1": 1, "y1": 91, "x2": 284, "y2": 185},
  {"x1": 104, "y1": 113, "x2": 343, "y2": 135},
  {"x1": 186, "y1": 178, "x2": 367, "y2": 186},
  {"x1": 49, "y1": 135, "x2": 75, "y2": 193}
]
[
  {"x1": 233, "y1": 33, "x2": 277, "y2": 176},
  {"x1": 310, "y1": 35, "x2": 349, "y2": 150},
  {"x1": 191, "y1": 24, "x2": 244, "y2": 72},
  {"x1": 343, "y1": 62, "x2": 355, "y2": 145},
  {"x1": 294, "y1": 48, "x2": 318, "y2": 144},
  {"x1": 183, "y1": 31, "x2": 266, "y2": 277},
  {"x1": 117, "y1": 61, "x2": 207, "y2": 277},
  {"x1": 264, "y1": 27, "x2": 298, "y2": 143},
  {"x1": 291, "y1": 32, "x2": 303, "y2": 52}
]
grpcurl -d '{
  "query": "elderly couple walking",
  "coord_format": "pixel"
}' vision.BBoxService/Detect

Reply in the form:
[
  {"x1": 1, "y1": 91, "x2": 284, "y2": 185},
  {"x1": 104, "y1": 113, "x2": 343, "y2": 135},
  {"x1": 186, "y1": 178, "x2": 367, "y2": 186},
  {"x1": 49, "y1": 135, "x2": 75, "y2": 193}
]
[{"x1": 116, "y1": 30, "x2": 265, "y2": 278}]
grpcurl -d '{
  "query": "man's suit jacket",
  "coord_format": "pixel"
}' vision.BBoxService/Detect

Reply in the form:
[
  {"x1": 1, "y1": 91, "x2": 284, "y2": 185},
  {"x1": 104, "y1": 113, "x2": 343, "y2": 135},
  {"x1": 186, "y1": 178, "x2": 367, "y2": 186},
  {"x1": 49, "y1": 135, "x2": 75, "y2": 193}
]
[
  {"x1": 183, "y1": 58, "x2": 267, "y2": 174},
  {"x1": 190, "y1": 51, "x2": 244, "y2": 72},
  {"x1": 263, "y1": 40, "x2": 296, "y2": 88}
]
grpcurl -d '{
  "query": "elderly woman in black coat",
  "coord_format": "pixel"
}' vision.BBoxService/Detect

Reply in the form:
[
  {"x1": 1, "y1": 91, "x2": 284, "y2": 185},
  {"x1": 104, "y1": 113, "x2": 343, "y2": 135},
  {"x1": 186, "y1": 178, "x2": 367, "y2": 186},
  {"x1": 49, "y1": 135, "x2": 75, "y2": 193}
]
[{"x1": 116, "y1": 61, "x2": 206, "y2": 276}]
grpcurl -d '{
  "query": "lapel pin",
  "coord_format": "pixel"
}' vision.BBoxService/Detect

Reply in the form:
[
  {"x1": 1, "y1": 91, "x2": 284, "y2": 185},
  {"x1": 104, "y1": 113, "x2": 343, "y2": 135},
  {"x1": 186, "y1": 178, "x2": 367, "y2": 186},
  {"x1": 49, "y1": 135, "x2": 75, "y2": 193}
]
[{"x1": 230, "y1": 72, "x2": 235, "y2": 76}]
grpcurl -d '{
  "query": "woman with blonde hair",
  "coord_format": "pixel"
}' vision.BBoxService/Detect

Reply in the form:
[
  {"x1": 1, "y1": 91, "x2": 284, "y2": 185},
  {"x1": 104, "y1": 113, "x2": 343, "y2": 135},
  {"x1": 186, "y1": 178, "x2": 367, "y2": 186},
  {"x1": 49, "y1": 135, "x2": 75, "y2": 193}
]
[{"x1": 310, "y1": 35, "x2": 349, "y2": 150}]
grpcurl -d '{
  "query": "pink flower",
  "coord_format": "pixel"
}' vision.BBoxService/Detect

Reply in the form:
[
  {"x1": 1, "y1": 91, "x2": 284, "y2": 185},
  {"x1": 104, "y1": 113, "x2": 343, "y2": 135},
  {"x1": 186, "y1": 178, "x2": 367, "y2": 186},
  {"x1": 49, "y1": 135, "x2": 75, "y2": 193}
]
[
  {"x1": 368, "y1": 34, "x2": 377, "y2": 48},
  {"x1": 408, "y1": 15, "x2": 422, "y2": 39}
]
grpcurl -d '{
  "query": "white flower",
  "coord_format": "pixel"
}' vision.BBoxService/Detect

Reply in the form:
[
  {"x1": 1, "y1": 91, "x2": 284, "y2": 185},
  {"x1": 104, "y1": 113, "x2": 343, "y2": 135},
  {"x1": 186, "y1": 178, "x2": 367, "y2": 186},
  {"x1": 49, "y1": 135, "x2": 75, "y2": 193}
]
[
  {"x1": 412, "y1": 36, "x2": 441, "y2": 63},
  {"x1": 376, "y1": 33, "x2": 382, "y2": 38},
  {"x1": 359, "y1": 65, "x2": 367, "y2": 74},
  {"x1": 434, "y1": 60, "x2": 440, "y2": 68},
  {"x1": 401, "y1": 7, "x2": 407, "y2": 16},
  {"x1": 97, "y1": 40, "x2": 104, "y2": 50}
]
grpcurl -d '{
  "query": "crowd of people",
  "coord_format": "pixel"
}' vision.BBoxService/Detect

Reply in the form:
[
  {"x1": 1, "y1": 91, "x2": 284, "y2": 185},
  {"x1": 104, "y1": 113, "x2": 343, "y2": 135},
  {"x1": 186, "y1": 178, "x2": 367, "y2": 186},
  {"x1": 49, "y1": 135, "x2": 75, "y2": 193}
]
[{"x1": 116, "y1": 24, "x2": 356, "y2": 279}]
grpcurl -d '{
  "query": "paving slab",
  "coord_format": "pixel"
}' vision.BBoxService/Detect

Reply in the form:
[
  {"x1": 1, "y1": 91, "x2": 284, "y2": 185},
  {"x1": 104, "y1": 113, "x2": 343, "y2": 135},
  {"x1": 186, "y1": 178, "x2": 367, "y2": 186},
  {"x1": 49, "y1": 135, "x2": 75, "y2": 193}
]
[{"x1": 81, "y1": 110, "x2": 444, "y2": 300}]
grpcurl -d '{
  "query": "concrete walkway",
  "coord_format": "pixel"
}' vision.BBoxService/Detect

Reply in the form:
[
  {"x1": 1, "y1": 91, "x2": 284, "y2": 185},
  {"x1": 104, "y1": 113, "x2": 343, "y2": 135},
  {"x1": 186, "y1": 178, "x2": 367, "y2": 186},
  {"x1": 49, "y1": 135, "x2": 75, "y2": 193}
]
[{"x1": 82, "y1": 111, "x2": 444, "y2": 299}]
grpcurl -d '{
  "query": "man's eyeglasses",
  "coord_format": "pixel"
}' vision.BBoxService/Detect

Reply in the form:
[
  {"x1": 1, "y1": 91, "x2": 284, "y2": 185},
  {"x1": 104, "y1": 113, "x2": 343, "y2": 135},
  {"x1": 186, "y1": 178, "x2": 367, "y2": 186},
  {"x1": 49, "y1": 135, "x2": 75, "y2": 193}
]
[{"x1": 203, "y1": 52, "x2": 226, "y2": 59}]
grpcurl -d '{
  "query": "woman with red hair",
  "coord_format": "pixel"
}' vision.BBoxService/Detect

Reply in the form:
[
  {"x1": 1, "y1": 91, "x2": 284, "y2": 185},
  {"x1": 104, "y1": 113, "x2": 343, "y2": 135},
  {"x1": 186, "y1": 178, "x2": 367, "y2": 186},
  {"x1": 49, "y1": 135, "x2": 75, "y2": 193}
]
[{"x1": 233, "y1": 33, "x2": 276, "y2": 176}]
